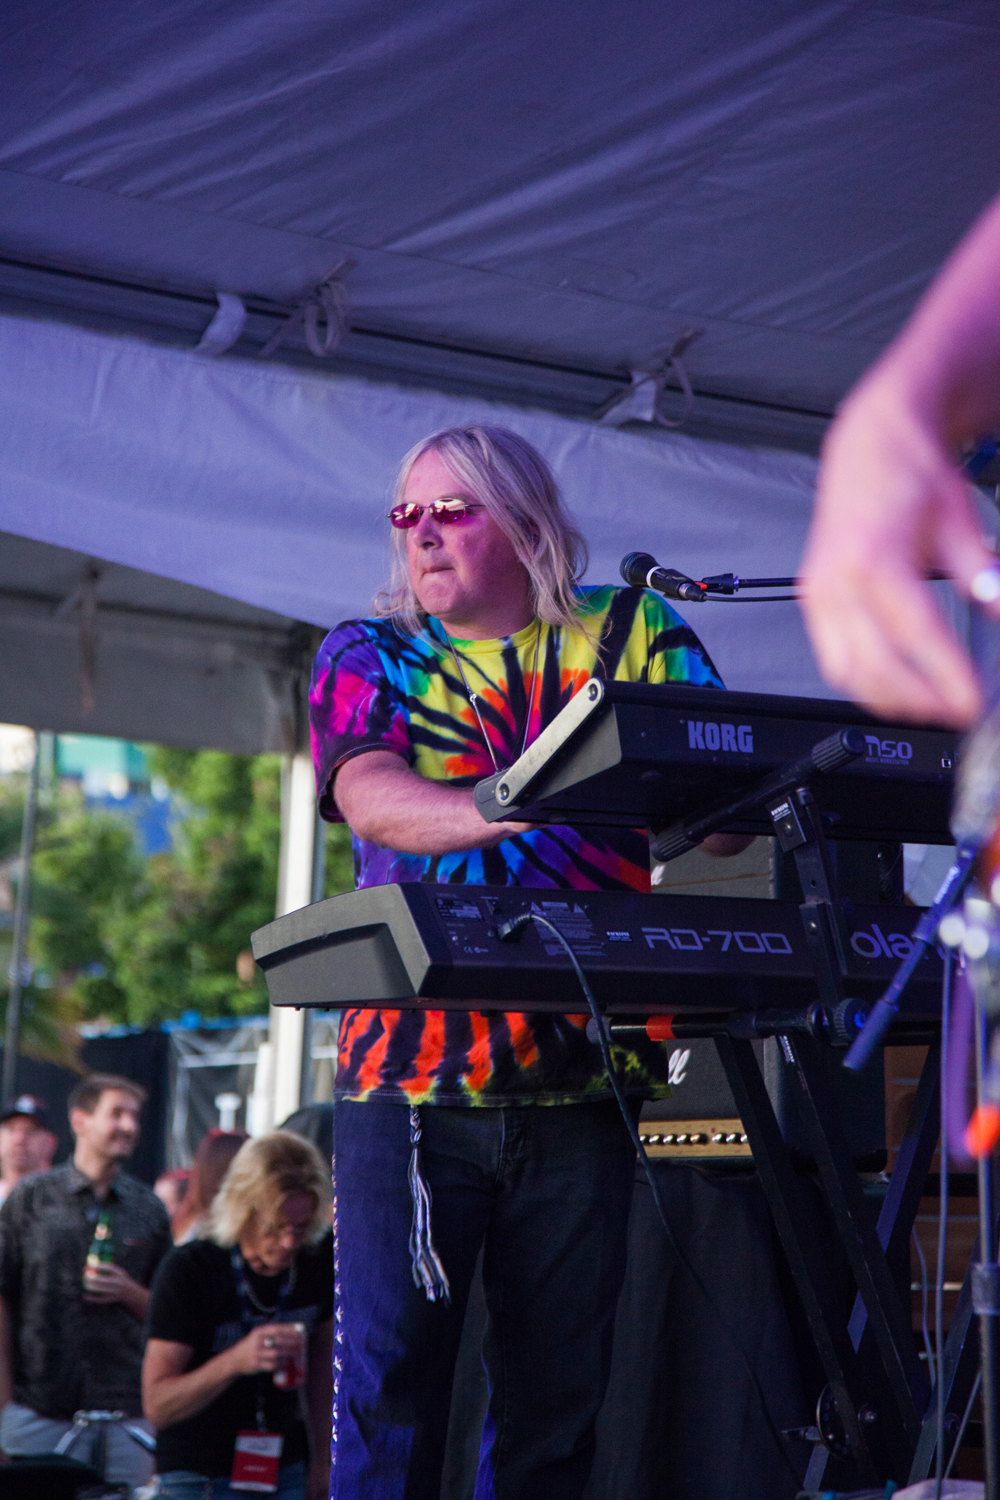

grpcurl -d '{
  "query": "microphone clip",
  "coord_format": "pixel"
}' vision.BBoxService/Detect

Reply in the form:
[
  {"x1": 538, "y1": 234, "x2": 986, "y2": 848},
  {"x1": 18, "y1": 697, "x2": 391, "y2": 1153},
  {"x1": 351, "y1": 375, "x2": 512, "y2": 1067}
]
[
  {"x1": 649, "y1": 568, "x2": 707, "y2": 604},
  {"x1": 619, "y1": 551, "x2": 706, "y2": 603}
]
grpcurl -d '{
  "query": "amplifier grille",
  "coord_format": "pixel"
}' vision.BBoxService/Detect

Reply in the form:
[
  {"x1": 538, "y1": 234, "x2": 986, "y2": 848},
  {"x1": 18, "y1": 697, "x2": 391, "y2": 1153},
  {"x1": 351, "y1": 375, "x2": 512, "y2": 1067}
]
[{"x1": 638, "y1": 1117, "x2": 751, "y2": 1159}]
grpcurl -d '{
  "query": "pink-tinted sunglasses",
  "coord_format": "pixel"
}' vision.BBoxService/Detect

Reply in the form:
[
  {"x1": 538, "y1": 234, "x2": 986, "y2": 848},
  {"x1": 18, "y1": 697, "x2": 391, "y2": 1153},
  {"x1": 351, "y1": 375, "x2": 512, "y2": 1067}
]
[{"x1": 388, "y1": 499, "x2": 482, "y2": 529}]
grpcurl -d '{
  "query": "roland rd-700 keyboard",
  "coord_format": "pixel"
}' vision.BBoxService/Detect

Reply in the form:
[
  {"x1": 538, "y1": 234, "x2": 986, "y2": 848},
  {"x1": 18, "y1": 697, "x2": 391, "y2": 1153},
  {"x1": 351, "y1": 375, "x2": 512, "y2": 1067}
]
[{"x1": 251, "y1": 882, "x2": 944, "y2": 1017}]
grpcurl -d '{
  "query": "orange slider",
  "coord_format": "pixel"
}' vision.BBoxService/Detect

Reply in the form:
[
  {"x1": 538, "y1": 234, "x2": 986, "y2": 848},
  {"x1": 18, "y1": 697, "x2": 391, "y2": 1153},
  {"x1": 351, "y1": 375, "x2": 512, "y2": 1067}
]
[
  {"x1": 964, "y1": 1103, "x2": 1000, "y2": 1159},
  {"x1": 645, "y1": 1017, "x2": 677, "y2": 1042},
  {"x1": 982, "y1": 820, "x2": 1000, "y2": 890}
]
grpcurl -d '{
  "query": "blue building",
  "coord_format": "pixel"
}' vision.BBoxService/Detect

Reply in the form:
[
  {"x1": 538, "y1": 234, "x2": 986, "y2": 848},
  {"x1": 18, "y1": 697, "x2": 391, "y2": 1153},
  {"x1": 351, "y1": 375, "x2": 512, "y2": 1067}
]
[{"x1": 56, "y1": 735, "x2": 174, "y2": 855}]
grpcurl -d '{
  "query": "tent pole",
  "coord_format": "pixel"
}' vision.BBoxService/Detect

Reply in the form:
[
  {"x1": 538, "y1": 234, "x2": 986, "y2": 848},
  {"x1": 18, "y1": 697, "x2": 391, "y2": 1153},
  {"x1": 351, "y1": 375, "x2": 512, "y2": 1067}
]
[
  {"x1": 3, "y1": 732, "x2": 41, "y2": 1102},
  {"x1": 269, "y1": 750, "x2": 316, "y2": 1127},
  {"x1": 298, "y1": 810, "x2": 326, "y2": 1109}
]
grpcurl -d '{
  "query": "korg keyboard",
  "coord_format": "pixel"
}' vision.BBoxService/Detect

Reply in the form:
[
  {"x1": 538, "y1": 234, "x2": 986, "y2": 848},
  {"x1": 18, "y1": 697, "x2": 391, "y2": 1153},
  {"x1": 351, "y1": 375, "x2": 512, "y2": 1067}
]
[
  {"x1": 471, "y1": 680, "x2": 956, "y2": 845},
  {"x1": 251, "y1": 882, "x2": 944, "y2": 1017}
]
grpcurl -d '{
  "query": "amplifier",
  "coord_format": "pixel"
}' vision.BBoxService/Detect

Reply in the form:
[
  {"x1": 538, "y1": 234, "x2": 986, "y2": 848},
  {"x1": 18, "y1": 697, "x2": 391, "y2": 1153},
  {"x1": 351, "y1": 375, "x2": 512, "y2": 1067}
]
[{"x1": 637, "y1": 1034, "x2": 885, "y2": 1168}]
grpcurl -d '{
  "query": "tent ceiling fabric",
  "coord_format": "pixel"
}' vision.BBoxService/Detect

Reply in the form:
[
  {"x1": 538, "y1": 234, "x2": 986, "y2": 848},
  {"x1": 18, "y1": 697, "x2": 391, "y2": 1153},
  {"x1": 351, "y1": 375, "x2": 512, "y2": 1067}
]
[
  {"x1": 2, "y1": 1, "x2": 999, "y2": 436},
  {"x1": 0, "y1": 529, "x2": 314, "y2": 753}
]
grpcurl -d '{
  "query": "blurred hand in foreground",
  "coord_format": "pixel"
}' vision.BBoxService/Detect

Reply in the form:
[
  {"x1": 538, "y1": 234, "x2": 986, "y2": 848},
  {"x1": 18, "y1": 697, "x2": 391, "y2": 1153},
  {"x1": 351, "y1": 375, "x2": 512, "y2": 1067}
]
[
  {"x1": 801, "y1": 191, "x2": 1000, "y2": 728},
  {"x1": 894, "y1": 1483, "x2": 983, "y2": 1499}
]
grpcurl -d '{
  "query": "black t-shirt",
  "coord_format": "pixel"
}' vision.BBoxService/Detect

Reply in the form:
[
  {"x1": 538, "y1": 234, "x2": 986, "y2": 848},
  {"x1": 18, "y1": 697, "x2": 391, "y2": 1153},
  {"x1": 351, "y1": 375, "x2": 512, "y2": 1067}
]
[{"x1": 146, "y1": 1234, "x2": 333, "y2": 1477}]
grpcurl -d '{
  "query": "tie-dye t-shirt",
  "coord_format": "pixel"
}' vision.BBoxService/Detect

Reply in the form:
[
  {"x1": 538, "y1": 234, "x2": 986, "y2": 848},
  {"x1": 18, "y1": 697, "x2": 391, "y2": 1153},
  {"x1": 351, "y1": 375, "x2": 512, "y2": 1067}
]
[{"x1": 309, "y1": 584, "x2": 723, "y2": 1105}]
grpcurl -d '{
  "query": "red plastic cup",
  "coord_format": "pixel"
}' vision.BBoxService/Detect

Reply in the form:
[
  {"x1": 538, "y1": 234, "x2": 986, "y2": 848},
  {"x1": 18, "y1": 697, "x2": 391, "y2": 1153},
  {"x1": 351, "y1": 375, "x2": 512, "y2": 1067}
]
[{"x1": 272, "y1": 1324, "x2": 306, "y2": 1389}]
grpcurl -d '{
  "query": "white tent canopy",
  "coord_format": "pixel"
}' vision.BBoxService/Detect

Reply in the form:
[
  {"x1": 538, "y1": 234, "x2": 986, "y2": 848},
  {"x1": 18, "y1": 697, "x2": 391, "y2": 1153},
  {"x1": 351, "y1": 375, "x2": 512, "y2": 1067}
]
[
  {"x1": 1, "y1": 2, "x2": 998, "y2": 447},
  {"x1": 0, "y1": 311, "x2": 832, "y2": 727},
  {"x1": 1, "y1": 1, "x2": 997, "y2": 708}
]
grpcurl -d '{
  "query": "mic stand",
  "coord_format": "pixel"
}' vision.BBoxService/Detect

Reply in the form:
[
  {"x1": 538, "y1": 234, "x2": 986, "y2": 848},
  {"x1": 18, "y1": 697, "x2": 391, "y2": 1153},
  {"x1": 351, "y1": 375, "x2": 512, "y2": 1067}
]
[
  {"x1": 856, "y1": 861, "x2": 1000, "y2": 1498},
  {"x1": 648, "y1": 726, "x2": 867, "y2": 864},
  {"x1": 53, "y1": 1407, "x2": 155, "y2": 1478},
  {"x1": 765, "y1": 791, "x2": 997, "y2": 1492},
  {"x1": 843, "y1": 845, "x2": 978, "y2": 1072}
]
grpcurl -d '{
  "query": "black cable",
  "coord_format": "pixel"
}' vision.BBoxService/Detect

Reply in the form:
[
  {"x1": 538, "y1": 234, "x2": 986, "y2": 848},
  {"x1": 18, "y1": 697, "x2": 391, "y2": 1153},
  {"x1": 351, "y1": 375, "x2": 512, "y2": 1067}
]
[
  {"x1": 944, "y1": 1370, "x2": 981, "y2": 1481},
  {"x1": 698, "y1": 594, "x2": 801, "y2": 603},
  {"x1": 502, "y1": 910, "x2": 803, "y2": 1486},
  {"x1": 912, "y1": 1225, "x2": 935, "y2": 1380}
]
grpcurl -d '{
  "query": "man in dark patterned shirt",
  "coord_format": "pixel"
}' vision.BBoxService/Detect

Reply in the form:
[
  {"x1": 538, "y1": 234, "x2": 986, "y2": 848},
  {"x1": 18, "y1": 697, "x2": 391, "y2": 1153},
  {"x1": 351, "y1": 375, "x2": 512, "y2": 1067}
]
[{"x1": 0, "y1": 1073, "x2": 171, "y2": 1491}]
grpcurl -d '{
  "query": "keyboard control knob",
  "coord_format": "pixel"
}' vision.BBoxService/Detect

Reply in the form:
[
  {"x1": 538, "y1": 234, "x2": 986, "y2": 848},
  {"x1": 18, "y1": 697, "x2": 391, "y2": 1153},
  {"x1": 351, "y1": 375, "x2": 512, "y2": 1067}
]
[{"x1": 829, "y1": 997, "x2": 870, "y2": 1045}]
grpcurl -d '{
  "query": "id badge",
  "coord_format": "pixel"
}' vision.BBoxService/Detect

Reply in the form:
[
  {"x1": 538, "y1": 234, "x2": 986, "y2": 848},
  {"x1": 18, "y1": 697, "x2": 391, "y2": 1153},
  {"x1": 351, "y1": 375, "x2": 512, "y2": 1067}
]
[{"x1": 231, "y1": 1431, "x2": 283, "y2": 1492}]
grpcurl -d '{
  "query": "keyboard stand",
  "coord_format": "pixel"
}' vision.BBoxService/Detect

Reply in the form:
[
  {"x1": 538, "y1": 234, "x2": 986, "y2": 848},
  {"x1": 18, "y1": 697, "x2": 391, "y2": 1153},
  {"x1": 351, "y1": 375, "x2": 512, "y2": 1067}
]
[{"x1": 659, "y1": 767, "x2": 942, "y2": 1487}]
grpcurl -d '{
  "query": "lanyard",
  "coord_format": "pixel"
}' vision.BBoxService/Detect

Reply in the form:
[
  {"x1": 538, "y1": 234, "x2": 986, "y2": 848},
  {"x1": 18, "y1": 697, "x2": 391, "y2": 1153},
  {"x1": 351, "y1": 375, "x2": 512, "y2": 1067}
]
[
  {"x1": 230, "y1": 1248, "x2": 296, "y2": 1429},
  {"x1": 432, "y1": 617, "x2": 542, "y2": 773}
]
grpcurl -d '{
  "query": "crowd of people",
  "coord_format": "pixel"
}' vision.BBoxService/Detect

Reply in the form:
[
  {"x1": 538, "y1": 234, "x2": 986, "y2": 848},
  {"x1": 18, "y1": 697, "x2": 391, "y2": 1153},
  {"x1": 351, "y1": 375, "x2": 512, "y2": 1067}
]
[{"x1": 0, "y1": 1074, "x2": 333, "y2": 1499}]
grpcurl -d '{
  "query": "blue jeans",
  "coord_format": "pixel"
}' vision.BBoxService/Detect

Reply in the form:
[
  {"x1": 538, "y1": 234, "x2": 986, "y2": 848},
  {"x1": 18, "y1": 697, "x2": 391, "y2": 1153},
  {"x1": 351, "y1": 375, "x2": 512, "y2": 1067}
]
[
  {"x1": 331, "y1": 1098, "x2": 637, "y2": 1500},
  {"x1": 150, "y1": 1459, "x2": 305, "y2": 1499}
]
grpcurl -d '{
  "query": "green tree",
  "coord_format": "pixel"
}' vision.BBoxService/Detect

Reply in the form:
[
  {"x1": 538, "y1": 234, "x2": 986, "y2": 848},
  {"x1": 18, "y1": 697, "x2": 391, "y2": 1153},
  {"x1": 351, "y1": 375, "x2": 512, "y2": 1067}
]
[
  {"x1": 0, "y1": 779, "x2": 27, "y2": 860},
  {"x1": 16, "y1": 747, "x2": 355, "y2": 1033},
  {"x1": 31, "y1": 801, "x2": 142, "y2": 1019},
  {"x1": 1, "y1": 780, "x2": 128, "y2": 1059},
  {"x1": 106, "y1": 749, "x2": 284, "y2": 1023},
  {"x1": 321, "y1": 809, "x2": 355, "y2": 899}
]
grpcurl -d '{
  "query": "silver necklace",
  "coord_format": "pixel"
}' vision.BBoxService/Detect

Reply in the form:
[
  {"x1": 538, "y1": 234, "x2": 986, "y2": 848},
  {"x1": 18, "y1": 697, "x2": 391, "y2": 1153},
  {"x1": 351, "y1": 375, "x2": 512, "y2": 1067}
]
[
  {"x1": 443, "y1": 621, "x2": 541, "y2": 773},
  {"x1": 238, "y1": 1254, "x2": 298, "y2": 1314}
]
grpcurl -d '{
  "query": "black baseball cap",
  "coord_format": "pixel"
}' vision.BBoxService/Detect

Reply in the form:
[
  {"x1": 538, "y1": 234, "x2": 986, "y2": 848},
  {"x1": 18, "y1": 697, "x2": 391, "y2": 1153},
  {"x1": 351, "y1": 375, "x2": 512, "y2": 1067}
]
[{"x1": 0, "y1": 1095, "x2": 50, "y2": 1128}]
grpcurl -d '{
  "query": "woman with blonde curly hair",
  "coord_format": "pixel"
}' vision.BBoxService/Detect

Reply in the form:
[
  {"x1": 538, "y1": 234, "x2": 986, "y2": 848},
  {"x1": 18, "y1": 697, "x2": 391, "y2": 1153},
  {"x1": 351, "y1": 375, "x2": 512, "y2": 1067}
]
[{"x1": 142, "y1": 1132, "x2": 333, "y2": 1500}]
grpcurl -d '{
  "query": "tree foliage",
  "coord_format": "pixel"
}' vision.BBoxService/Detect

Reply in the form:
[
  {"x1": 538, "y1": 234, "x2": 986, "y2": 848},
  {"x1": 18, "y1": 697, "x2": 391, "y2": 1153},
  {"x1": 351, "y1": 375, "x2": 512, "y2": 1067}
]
[
  {"x1": 31, "y1": 804, "x2": 143, "y2": 1021},
  {"x1": 0, "y1": 776, "x2": 86, "y2": 1060},
  {"x1": 101, "y1": 749, "x2": 284, "y2": 1024},
  {"x1": 1, "y1": 749, "x2": 355, "y2": 1038},
  {"x1": 0, "y1": 781, "x2": 27, "y2": 862}
]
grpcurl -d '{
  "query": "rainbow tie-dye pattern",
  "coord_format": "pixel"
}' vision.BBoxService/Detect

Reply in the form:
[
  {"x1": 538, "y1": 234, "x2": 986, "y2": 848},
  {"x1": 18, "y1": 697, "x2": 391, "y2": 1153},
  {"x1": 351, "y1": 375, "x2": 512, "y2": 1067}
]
[{"x1": 309, "y1": 584, "x2": 723, "y2": 1104}]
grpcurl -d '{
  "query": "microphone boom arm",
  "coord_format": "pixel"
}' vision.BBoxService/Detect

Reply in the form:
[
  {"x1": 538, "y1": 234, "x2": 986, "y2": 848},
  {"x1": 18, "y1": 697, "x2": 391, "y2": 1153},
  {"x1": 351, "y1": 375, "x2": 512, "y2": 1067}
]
[{"x1": 621, "y1": 552, "x2": 800, "y2": 603}]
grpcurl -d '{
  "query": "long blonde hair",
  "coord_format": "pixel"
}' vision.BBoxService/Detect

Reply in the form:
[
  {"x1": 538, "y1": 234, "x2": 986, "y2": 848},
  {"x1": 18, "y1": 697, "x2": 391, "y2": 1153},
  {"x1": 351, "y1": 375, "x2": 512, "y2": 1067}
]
[
  {"x1": 374, "y1": 425, "x2": 596, "y2": 646},
  {"x1": 207, "y1": 1130, "x2": 330, "y2": 1249}
]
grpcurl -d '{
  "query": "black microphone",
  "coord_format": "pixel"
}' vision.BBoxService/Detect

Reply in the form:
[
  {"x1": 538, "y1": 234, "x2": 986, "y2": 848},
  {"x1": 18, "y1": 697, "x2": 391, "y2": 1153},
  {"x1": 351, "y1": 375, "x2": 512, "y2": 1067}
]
[{"x1": 620, "y1": 552, "x2": 707, "y2": 603}]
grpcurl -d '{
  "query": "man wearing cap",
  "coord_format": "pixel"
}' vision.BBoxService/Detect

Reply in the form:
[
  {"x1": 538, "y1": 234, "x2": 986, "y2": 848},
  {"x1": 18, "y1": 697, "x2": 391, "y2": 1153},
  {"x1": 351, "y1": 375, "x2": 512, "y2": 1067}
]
[
  {"x1": 0, "y1": 1096, "x2": 57, "y2": 1207},
  {"x1": 0, "y1": 1073, "x2": 171, "y2": 1491}
]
